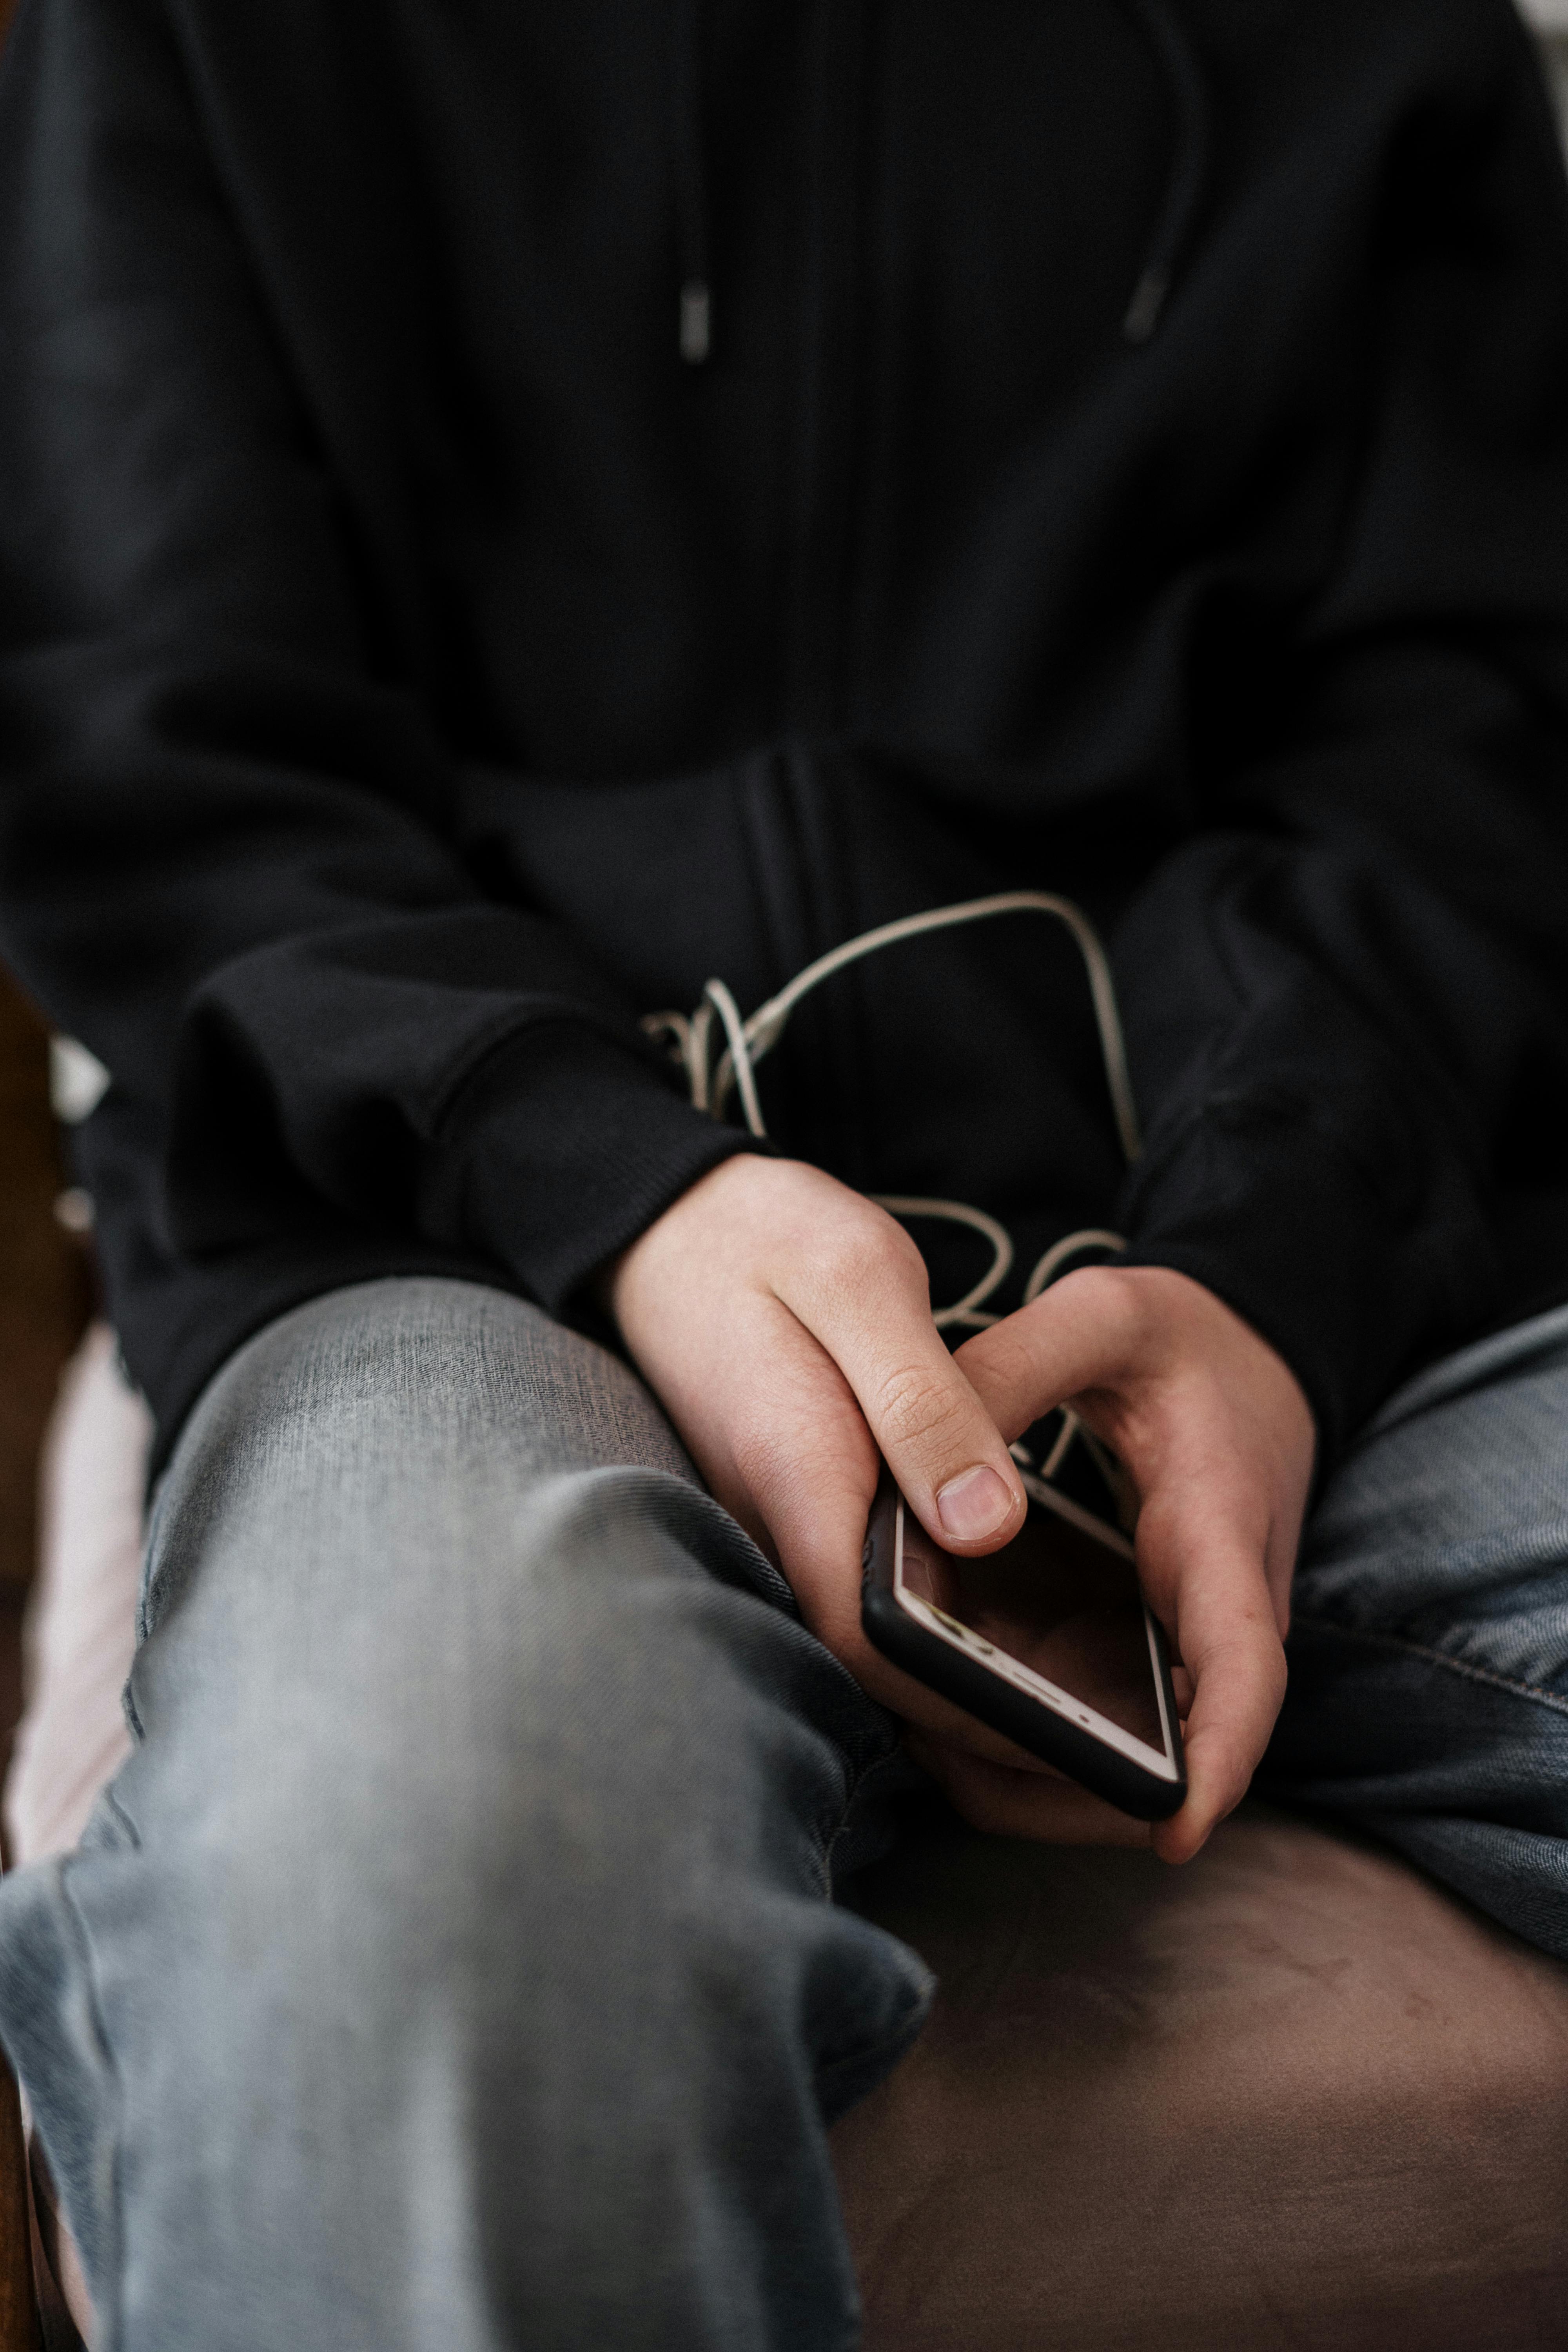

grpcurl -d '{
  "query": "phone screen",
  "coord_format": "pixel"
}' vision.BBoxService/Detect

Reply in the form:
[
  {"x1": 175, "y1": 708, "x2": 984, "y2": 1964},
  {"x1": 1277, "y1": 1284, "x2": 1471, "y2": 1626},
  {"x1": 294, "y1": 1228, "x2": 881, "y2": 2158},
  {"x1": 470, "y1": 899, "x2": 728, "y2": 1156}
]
[{"x1": 896, "y1": 1495, "x2": 1166, "y2": 1751}]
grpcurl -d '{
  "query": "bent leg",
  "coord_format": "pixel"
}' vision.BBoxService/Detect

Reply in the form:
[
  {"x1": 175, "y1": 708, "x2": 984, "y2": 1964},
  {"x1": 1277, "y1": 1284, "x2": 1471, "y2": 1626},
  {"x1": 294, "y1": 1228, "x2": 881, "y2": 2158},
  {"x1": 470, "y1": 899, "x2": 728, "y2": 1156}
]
[
  {"x1": 1263, "y1": 1303, "x2": 1568, "y2": 1960},
  {"x1": 0, "y1": 1278, "x2": 931, "y2": 2352}
]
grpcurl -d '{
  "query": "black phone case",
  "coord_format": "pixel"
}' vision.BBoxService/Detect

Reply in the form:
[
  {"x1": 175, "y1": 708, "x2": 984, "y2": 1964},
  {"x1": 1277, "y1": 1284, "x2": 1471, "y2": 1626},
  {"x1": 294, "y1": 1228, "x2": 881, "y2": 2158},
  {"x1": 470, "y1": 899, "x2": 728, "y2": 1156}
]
[{"x1": 860, "y1": 1481, "x2": 1187, "y2": 1823}]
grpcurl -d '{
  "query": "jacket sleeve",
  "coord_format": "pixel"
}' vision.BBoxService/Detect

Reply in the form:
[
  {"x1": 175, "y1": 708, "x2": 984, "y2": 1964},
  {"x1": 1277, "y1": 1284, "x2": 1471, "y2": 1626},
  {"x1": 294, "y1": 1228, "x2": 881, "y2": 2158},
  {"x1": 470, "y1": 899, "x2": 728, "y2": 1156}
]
[
  {"x1": 0, "y1": 0, "x2": 748, "y2": 1322},
  {"x1": 1113, "y1": 6, "x2": 1568, "y2": 1464}
]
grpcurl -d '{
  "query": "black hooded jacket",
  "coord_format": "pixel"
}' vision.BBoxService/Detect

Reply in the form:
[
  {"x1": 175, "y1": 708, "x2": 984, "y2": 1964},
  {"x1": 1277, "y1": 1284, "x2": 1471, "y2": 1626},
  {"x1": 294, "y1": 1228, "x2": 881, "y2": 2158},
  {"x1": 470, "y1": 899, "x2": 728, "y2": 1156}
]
[{"x1": 4, "y1": 0, "x2": 1568, "y2": 1475}]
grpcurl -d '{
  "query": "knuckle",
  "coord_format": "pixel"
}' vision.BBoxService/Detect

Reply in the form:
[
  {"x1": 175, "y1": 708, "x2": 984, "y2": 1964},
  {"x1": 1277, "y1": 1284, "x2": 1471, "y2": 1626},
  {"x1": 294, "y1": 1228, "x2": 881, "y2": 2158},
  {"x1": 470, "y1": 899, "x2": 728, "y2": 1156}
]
[
  {"x1": 871, "y1": 1362, "x2": 972, "y2": 1457},
  {"x1": 876, "y1": 1214, "x2": 930, "y2": 1282},
  {"x1": 1037, "y1": 1263, "x2": 1156, "y2": 1374},
  {"x1": 1094, "y1": 1265, "x2": 1158, "y2": 1349},
  {"x1": 810, "y1": 1205, "x2": 928, "y2": 1307}
]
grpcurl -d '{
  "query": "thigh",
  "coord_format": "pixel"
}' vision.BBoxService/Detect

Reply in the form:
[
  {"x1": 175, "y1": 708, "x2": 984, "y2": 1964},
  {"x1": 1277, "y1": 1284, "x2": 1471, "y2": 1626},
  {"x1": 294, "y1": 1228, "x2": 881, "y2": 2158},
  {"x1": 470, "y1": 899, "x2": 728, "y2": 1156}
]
[
  {"x1": 0, "y1": 1278, "x2": 929, "y2": 2352},
  {"x1": 1263, "y1": 1304, "x2": 1568, "y2": 1957}
]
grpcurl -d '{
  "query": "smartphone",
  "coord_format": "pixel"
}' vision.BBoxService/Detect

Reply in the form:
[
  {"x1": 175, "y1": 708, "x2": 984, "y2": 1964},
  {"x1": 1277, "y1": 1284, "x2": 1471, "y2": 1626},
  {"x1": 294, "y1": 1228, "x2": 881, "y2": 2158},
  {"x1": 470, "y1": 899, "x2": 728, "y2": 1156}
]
[{"x1": 860, "y1": 1439, "x2": 1186, "y2": 1822}]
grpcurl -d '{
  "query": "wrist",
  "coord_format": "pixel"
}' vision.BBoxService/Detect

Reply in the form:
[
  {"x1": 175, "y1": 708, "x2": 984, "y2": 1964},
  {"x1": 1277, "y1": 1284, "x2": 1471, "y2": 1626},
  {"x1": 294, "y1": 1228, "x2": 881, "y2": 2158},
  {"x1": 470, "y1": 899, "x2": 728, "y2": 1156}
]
[{"x1": 595, "y1": 1150, "x2": 774, "y2": 1329}]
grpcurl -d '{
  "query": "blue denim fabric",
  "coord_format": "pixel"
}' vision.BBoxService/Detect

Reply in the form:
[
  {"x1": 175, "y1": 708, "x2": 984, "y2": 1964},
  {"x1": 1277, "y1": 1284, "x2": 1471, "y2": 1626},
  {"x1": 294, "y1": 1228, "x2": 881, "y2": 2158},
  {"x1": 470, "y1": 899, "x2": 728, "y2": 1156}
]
[
  {"x1": 0, "y1": 1280, "x2": 931, "y2": 2352},
  {"x1": 0, "y1": 1276, "x2": 1566, "y2": 2345},
  {"x1": 1265, "y1": 1302, "x2": 1568, "y2": 1958}
]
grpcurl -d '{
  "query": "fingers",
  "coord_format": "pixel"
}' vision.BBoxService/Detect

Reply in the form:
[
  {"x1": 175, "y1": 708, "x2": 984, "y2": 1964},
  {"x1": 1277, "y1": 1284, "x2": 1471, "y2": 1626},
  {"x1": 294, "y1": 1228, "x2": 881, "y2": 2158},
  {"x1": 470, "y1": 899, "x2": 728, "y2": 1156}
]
[
  {"x1": 958, "y1": 1265, "x2": 1311, "y2": 1862},
  {"x1": 954, "y1": 1265, "x2": 1157, "y2": 1440},
  {"x1": 717, "y1": 1303, "x2": 1091, "y2": 1775},
  {"x1": 614, "y1": 1156, "x2": 1025, "y2": 1562},
  {"x1": 1136, "y1": 1479, "x2": 1289, "y2": 1864},
  {"x1": 1152, "y1": 1613, "x2": 1286, "y2": 1864},
  {"x1": 768, "y1": 1190, "x2": 1027, "y2": 1558},
  {"x1": 615, "y1": 1167, "x2": 1312, "y2": 1867},
  {"x1": 609, "y1": 1160, "x2": 1041, "y2": 1763}
]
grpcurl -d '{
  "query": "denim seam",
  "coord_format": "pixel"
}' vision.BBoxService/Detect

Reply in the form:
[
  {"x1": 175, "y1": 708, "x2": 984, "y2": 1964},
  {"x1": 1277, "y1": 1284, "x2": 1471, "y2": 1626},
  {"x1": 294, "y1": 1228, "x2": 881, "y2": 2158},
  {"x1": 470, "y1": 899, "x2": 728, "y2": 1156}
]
[
  {"x1": 58, "y1": 1859, "x2": 127, "y2": 2352},
  {"x1": 1293, "y1": 1611, "x2": 1568, "y2": 1719},
  {"x1": 102, "y1": 1786, "x2": 141, "y2": 1851}
]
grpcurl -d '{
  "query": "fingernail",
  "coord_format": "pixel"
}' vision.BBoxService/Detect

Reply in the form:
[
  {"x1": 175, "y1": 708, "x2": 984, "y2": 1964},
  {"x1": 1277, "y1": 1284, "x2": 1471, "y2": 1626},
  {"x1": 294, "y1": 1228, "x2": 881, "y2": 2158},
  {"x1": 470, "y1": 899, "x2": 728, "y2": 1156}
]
[{"x1": 936, "y1": 1464, "x2": 1014, "y2": 1543}]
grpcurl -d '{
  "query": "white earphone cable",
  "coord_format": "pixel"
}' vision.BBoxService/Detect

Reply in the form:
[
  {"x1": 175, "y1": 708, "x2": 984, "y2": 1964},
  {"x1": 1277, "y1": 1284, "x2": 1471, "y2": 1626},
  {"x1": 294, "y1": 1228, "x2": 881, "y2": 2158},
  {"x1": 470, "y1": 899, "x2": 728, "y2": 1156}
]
[{"x1": 643, "y1": 891, "x2": 1138, "y2": 1319}]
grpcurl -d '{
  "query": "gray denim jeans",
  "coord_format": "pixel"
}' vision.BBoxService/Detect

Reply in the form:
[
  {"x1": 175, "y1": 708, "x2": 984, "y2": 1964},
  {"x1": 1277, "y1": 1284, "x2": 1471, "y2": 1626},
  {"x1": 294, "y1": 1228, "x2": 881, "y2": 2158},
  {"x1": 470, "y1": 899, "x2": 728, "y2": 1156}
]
[{"x1": 0, "y1": 1274, "x2": 1566, "y2": 2350}]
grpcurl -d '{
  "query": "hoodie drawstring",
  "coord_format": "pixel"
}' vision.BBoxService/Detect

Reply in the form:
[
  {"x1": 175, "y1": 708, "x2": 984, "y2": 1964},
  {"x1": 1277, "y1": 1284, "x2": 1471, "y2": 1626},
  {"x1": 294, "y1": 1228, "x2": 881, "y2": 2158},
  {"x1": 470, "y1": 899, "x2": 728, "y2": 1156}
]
[
  {"x1": 672, "y1": 0, "x2": 713, "y2": 364},
  {"x1": 671, "y1": 0, "x2": 1210, "y2": 366},
  {"x1": 1118, "y1": 0, "x2": 1212, "y2": 343}
]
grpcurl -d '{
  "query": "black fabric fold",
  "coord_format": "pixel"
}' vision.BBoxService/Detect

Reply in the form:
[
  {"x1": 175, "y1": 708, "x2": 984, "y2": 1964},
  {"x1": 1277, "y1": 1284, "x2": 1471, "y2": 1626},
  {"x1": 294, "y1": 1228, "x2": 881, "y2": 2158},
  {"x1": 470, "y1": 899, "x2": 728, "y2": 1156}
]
[
  {"x1": 5, "y1": 0, "x2": 1568, "y2": 1476},
  {"x1": 423, "y1": 1021, "x2": 758, "y2": 1314}
]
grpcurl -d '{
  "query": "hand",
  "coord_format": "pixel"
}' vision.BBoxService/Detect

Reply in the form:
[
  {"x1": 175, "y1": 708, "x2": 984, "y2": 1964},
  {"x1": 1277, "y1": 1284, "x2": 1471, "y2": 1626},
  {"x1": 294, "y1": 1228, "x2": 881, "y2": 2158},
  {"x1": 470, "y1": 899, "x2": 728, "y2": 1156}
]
[
  {"x1": 607, "y1": 1155, "x2": 1316, "y2": 1862},
  {"x1": 944, "y1": 1265, "x2": 1316, "y2": 1860},
  {"x1": 606, "y1": 1152, "x2": 1048, "y2": 1754}
]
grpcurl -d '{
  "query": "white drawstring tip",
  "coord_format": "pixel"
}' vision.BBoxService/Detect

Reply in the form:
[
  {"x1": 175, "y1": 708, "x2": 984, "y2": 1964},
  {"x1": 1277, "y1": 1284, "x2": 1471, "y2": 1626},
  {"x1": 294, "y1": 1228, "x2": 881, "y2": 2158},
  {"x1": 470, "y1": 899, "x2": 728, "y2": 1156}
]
[{"x1": 679, "y1": 279, "x2": 712, "y2": 365}]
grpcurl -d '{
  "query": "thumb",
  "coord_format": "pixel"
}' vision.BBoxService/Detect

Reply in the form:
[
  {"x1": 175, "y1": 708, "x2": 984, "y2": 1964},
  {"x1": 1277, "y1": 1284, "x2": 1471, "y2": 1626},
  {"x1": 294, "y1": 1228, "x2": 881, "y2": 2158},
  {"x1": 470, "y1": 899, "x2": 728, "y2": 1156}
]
[
  {"x1": 955, "y1": 1268, "x2": 1152, "y2": 1439},
  {"x1": 777, "y1": 1236, "x2": 1027, "y2": 1555}
]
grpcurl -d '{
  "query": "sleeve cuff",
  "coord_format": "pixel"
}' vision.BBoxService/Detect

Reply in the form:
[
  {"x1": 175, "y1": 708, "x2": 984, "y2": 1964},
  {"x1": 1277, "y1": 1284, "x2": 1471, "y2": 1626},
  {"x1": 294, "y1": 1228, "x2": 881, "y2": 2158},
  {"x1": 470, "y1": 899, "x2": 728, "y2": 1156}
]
[{"x1": 420, "y1": 1019, "x2": 762, "y2": 1314}]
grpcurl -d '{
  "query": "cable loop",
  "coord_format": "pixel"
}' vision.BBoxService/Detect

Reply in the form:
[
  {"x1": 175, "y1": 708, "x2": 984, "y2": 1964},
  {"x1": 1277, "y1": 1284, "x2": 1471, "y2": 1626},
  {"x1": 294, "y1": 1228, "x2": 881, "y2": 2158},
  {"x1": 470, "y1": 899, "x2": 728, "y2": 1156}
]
[
  {"x1": 642, "y1": 890, "x2": 1138, "y2": 1326},
  {"x1": 701, "y1": 979, "x2": 765, "y2": 1137},
  {"x1": 871, "y1": 1197, "x2": 1014, "y2": 1331},
  {"x1": 705, "y1": 891, "x2": 1141, "y2": 1163}
]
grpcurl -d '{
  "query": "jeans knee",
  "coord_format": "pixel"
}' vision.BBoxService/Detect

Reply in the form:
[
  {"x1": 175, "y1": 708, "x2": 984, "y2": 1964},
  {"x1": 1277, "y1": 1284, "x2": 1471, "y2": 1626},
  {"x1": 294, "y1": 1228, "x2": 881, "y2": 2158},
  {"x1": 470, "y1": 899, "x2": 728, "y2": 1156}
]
[{"x1": 126, "y1": 1463, "x2": 838, "y2": 2007}]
